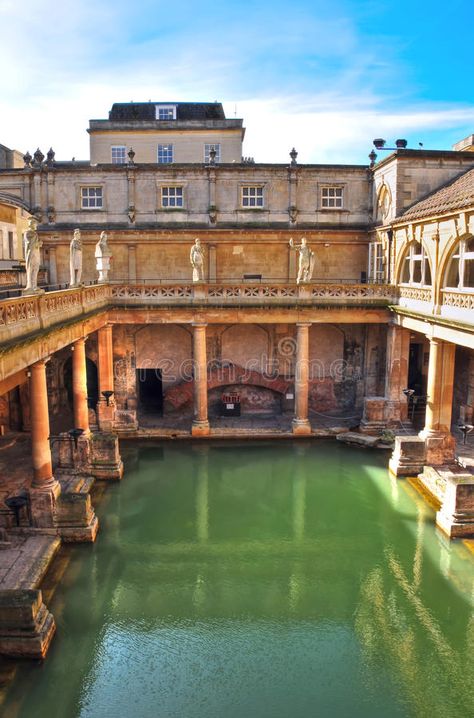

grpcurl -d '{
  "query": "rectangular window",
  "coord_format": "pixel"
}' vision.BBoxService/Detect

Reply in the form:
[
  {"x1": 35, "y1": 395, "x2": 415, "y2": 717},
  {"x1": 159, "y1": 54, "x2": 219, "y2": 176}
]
[
  {"x1": 111, "y1": 146, "x2": 126, "y2": 164},
  {"x1": 81, "y1": 186, "x2": 103, "y2": 209},
  {"x1": 204, "y1": 143, "x2": 221, "y2": 163},
  {"x1": 156, "y1": 105, "x2": 177, "y2": 120},
  {"x1": 241, "y1": 186, "x2": 264, "y2": 208},
  {"x1": 321, "y1": 186, "x2": 344, "y2": 209},
  {"x1": 161, "y1": 186, "x2": 183, "y2": 208},
  {"x1": 158, "y1": 144, "x2": 173, "y2": 164}
]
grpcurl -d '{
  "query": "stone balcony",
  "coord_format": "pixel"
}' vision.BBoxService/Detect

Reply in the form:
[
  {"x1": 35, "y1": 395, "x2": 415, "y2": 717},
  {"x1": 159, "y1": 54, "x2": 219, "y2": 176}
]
[{"x1": 110, "y1": 281, "x2": 396, "y2": 307}]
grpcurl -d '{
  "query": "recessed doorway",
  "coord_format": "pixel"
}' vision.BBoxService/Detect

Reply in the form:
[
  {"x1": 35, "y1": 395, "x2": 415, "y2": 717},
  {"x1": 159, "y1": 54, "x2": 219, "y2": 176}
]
[{"x1": 137, "y1": 368, "x2": 163, "y2": 414}]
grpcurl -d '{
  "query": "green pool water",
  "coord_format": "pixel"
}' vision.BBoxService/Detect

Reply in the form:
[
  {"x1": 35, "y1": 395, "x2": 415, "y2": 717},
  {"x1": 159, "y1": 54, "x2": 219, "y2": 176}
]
[{"x1": 3, "y1": 440, "x2": 474, "y2": 718}]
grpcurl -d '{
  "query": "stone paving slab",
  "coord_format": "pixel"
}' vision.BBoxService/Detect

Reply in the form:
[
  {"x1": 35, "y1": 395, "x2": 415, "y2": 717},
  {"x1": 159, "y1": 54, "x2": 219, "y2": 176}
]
[{"x1": 0, "y1": 535, "x2": 60, "y2": 590}]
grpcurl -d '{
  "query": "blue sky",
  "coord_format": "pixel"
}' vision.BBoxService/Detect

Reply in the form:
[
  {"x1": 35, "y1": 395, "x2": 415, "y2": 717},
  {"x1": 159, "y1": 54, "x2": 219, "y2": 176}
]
[{"x1": 1, "y1": 0, "x2": 472, "y2": 163}]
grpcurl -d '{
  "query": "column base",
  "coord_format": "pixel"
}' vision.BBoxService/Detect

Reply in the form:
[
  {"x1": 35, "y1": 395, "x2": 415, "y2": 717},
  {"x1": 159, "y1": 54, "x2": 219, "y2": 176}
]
[
  {"x1": 360, "y1": 397, "x2": 407, "y2": 435},
  {"x1": 0, "y1": 589, "x2": 56, "y2": 659},
  {"x1": 29, "y1": 480, "x2": 61, "y2": 528},
  {"x1": 192, "y1": 420, "x2": 210, "y2": 437},
  {"x1": 388, "y1": 436, "x2": 426, "y2": 477},
  {"x1": 96, "y1": 400, "x2": 116, "y2": 433},
  {"x1": 89, "y1": 431, "x2": 123, "y2": 480},
  {"x1": 292, "y1": 419, "x2": 312, "y2": 436},
  {"x1": 418, "y1": 431, "x2": 456, "y2": 466},
  {"x1": 436, "y1": 472, "x2": 474, "y2": 538},
  {"x1": 56, "y1": 474, "x2": 99, "y2": 542}
]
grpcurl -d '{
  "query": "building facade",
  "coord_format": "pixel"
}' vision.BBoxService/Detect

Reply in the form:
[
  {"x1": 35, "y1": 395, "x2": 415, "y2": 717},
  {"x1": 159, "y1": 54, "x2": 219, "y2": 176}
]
[{"x1": 0, "y1": 102, "x2": 473, "y2": 549}]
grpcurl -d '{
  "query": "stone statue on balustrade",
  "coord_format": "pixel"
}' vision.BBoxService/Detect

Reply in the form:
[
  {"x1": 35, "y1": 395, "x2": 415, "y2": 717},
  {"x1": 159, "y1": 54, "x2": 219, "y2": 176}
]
[
  {"x1": 289, "y1": 237, "x2": 315, "y2": 284},
  {"x1": 190, "y1": 238, "x2": 205, "y2": 282},
  {"x1": 23, "y1": 217, "x2": 42, "y2": 294},
  {"x1": 69, "y1": 229, "x2": 83, "y2": 287},
  {"x1": 95, "y1": 231, "x2": 112, "y2": 283}
]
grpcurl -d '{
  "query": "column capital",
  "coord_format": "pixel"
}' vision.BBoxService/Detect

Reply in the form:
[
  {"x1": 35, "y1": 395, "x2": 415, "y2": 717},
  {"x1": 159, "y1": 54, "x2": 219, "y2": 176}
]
[
  {"x1": 295, "y1": 321, "x2": 312, "y2": 328},
  {"x1": 192, "y1": 322, "x2": 208, "y2": 329}
]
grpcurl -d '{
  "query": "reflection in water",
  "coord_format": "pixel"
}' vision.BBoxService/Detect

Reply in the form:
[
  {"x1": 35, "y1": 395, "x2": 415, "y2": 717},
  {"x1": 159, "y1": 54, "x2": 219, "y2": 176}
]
[
  {"x1": 2, "y1": 440, "x2": 474, "y2": 718},
  {"x1": 195, "y1": 447, "x2": 209, "y2": 543}
]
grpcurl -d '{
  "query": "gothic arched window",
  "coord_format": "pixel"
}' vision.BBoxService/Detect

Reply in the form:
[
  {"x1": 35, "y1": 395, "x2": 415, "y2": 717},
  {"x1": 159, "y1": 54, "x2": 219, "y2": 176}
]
[
  {"x1": 400, "y1": 242, "x2": 432, "y2": 286},
  {"x1": 445, "y1": 237, "x2": 474, "y2": 289}
]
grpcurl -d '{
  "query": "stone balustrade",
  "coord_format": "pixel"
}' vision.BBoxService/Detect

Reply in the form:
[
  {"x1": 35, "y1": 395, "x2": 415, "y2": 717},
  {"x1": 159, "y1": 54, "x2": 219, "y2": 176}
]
[
  {"x1": 110, "y1": 282, "x2": 396, "y2": 306},
  {"x1": 0, "y1": 284, "x2": 112, "y2": 344},
  {"x1": 1, "y1": 281, "x2": 473, "y2": 349}
]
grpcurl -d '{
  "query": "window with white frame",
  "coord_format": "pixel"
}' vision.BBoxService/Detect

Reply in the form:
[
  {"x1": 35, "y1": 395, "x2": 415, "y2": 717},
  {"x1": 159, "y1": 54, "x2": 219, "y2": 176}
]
[
  {"x1": 241, "y1": 185, "x2": 264, "y2": 208},
  {"x1": 400, "y1": 242, "x2": 432, "y2": 285},
  {"x1": 204, "y1": 143, "x2": 221, "y2": 163},
  {"x1": 321, "y1": 186, "x2": 344, "y2": 209},
  {"x1": 161, "y1": 186, "x2": 183, "y2": 208},
  {"x1": 111, "y1": 146, "x2": 126, "y2": 164},
  {"x1": 156, "y1": 105, "x2": 177, "y2": 120},
  {"x1": 445, "y1": 237, "x2": 474, "y2": 289},
  {"x1": 158, "y1": 144, "x2": 173, "y2": 163},
  {"x1": 368, "y1": 242, "x2": 384, "y2": 282},
  {"x1": 81, "y1": 186, "x2": 103, "y2": 209}
]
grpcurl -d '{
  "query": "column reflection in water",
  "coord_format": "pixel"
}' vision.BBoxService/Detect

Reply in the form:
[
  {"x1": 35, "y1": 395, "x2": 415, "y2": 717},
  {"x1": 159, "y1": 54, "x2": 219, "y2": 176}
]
[
  {"x1": 193, "y1": 446, "x2": 209, "y2": 612},
  {"x1": 289, "y1": 445, "x2": 307, "y2": 613},
  {"x1": 195, "y1": 446, "x2": 209, "y2": 544}
]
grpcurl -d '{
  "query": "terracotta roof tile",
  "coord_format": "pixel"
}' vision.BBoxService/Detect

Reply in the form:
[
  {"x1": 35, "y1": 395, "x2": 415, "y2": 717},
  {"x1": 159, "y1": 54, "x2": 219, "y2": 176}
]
[{"x1": 398, "y1": 166, "x2": 474, "y2": 221}]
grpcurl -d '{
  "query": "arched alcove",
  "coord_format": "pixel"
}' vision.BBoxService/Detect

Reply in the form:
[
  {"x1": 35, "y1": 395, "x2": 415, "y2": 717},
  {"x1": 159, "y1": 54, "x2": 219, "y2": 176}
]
[{"x1": 221, "y1": 324, "x2": 270, "y2": 373}]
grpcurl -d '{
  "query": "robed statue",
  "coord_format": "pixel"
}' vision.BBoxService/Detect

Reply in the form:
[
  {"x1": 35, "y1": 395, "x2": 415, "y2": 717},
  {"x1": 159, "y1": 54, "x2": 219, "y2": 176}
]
[
  {"x1": 190, "y1": 238, "x2": 204, "y2": 282},
  {"x1": 289, "y1": 237, "x2": 315, "y2": 284},
  {"x1": 23, "y1": 217, "x2": 42, "y2": 293},
  {"x1": 69, "y1": 228, "x2": 83, "y2": 287},
  {"x1": 95, "y1": 231, "x2": 112, "y2": 283}
]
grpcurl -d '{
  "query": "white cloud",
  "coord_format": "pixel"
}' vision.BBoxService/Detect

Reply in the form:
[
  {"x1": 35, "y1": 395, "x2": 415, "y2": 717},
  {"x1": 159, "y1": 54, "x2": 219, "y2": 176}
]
[{"x1": 0, "y1": 0, "x2": 472, "y2": 163}]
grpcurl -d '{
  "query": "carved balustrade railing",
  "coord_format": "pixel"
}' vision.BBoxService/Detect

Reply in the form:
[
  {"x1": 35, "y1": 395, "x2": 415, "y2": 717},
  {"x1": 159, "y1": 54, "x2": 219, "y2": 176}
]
[
  {"x1": 441, "y1": 289, "x2": 474, "y2": 311},
  {"x1": 0, "y1": 281, "x2": 397, "y2": 346},
  {"x1": 110, "y1": 282, "x2": 396, "y2": 305},
  {"x1": 0, "y1": 284, "x2": 112, "y2": 344},
  {"x1": 398, "y1": 286, "x2": 433, "y2": 303}
]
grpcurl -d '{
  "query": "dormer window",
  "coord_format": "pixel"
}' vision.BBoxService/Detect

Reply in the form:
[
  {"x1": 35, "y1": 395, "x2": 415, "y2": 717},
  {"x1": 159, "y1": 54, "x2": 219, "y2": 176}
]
[{"x1": 155, "y1": 105, "x2": 177, "y2": 120}]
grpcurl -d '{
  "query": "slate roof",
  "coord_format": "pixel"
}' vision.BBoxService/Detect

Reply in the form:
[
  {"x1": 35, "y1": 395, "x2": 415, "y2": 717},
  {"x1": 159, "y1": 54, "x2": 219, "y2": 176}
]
[
  {"x1": 109, "y1": 102, "x2": 226, "y2": 121},
  {"x1": 399, "y1": 166, "x2": 474, "y2": 221}
]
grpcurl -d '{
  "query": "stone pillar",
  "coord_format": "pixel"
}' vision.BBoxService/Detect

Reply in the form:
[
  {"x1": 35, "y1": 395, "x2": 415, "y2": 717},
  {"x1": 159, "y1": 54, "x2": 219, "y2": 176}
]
[
  {"x1": 48, "y1": 246, "x2": 57, "y2": 286},
  {"x1": 72, "y1": 338, "x2": 89, "y2": 433},
  {"x1": 97, "y1": 325, "x2": 116, "y2": 432},
  {"x1": 419, "y1": 339, "x2": 456, "y2": 464},
  {"x1": 29, "y1": 360, "x2": 61, "y2": 527},
  {"x1": 361, "y1": 324, "x2": 410, "y2": 434},
  {"x1": 192, "y1": 323, "x2": 210, "y2": 436},
  {"x1": 384, "y1": 325, "x2": 410, "y2": 423},
  {"x1": 292, "y1": 322, "x2": 311, "y2": 435}
]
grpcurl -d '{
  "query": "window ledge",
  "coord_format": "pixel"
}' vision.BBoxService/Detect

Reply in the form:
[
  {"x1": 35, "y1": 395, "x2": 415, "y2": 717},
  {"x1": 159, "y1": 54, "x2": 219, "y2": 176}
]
[{"x1": 317, "y1": 208, "x2": 350, "y2": 213}]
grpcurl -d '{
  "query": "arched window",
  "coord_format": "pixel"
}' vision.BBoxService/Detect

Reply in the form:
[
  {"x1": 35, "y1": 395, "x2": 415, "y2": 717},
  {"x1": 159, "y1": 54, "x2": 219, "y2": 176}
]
[
  {"x1": 445, "y1": 237, "x2": 474, "y2": 289},
  {"x1": 376, "y1": 184, "x2": 392, "y2": 223},
  {"x1": 400, "y1": 242, "x2": 432, "y2": 286}
]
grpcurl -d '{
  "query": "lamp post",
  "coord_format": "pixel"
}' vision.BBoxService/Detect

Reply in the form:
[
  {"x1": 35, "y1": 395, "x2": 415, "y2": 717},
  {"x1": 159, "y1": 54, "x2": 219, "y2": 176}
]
[
  {"x1": 101, "y1": 390, "x2": 114, "y2": 406},
  {"x1": 458, "y1": 424, "x2": 474, "y2": 445}
]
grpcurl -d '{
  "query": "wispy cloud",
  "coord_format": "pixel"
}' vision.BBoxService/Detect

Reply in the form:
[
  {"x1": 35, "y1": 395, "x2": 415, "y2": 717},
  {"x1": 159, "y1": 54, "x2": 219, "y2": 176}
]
[{"x1": 1, "y1": 0, "x2": 472, "y2": 163}]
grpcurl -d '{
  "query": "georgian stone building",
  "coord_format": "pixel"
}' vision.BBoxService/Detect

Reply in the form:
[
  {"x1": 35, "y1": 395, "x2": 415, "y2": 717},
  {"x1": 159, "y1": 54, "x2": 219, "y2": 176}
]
[{"x1": 0, "y1": 100, "x2": 474, "y2": 562}]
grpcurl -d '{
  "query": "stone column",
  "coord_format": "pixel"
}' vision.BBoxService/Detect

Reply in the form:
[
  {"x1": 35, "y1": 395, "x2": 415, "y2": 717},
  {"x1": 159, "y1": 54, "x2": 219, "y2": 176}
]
[
  {"x1": 362, "y1": 324, "x2": 410, "y2": 434},
  {"x1": 72, "y1": 338, "x2": 89, "y2": 433},
  {"x1": 97, "y1": 325, "x2": 115, "y2": 431},
  {"x1": 192, "y1": 323, "x2": 210, "y2": 436},
  {"x1": 292, "y1": 322, "x2": 311, "y2": 435},
  {"x1": 384, "y1": 324, "x2": 410, "y2": 423},
  {"x1": 29, "y1": 360, "x2": 61, "y2": 527},
  {"x1": 419, "y1": 338, "x2": 456, "y2": 464}
]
